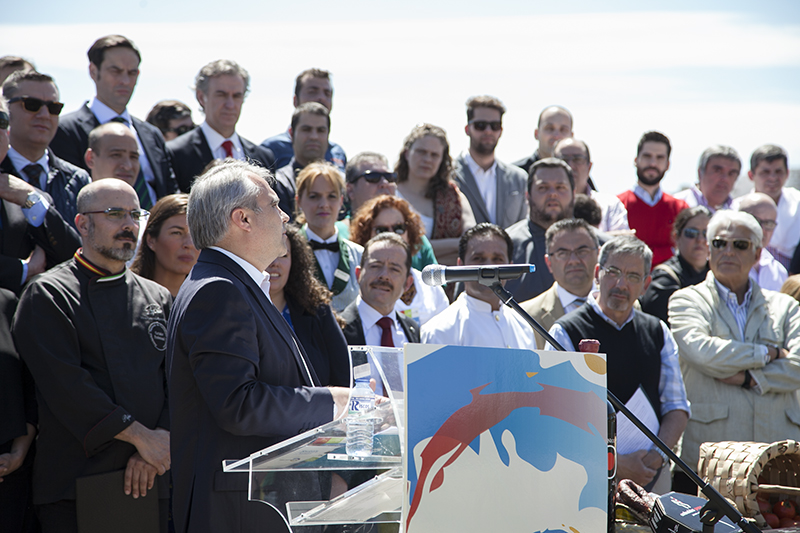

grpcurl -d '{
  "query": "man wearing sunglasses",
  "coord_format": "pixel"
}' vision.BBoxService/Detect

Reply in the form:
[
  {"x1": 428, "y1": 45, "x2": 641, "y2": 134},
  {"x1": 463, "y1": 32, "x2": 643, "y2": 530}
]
[
  {"x1": 0, "y1": 70, "x2": 90, "y2": 228},
  {"x1": 549, "y1": 235, "x2": 689, "y2": 495},
  {"x1": 737, "y1": 192, "x2": 787, "y2": 291},
  {"x1": 669, "y1": 209, "x2": 800, "y2": 494},
  {"x1": 513, "y1": 105, "x2": 574, "y2": 175},
  {"x1": 50, "y1": 35, "x2": 178, "y2": 209},
  {"x1": 454, "y1": 95, "x2": 528, "y2": 230}
]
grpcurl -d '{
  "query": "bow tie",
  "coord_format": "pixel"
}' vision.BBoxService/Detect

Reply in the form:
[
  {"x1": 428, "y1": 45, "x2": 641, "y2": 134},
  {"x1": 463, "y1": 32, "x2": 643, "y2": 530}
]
[{"x1": 308, "y1": 240, "x2": 340, "y2": 253}]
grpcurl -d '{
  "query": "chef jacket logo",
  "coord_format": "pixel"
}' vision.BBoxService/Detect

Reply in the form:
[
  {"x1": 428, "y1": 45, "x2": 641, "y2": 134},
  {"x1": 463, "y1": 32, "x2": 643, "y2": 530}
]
[
  {"x1": 148, "y1": 321, "x2": 168, "y2": 351},
  {"x1": 144, "y1": 304, "x2": 164, "y2": 319}
]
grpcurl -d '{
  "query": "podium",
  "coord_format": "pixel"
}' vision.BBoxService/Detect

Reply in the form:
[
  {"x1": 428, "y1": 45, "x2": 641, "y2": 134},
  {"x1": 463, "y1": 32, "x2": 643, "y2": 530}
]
[{"x1": 224, "y1": 345, "x2": 609, "y2": 532}]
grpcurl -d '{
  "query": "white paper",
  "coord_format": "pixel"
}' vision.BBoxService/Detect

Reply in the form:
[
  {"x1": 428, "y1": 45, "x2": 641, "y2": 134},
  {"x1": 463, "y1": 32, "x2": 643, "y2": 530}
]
[{"x1": 616, "y1": 387, "x2": 660, "y2": 455}]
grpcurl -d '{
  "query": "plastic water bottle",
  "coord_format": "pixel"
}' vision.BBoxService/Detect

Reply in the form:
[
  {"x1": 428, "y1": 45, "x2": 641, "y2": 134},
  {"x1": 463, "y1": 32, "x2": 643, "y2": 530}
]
[{"x1": 346, "y1": 366, "x2": 375, "y2": 457}]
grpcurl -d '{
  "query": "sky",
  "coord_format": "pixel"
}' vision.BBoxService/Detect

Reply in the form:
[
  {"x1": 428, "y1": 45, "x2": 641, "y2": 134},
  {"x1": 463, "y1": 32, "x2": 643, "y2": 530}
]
[{"x1": 2, "y1": 0, "x2": 799, "y2": 196}]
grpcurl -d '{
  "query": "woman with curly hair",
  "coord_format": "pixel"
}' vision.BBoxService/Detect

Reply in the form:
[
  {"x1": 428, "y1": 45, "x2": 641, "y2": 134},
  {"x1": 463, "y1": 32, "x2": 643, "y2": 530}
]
[
  {"x1": 131, "y1": 194, "x2": 199, "y2": 296},
  {"x1": 395, "y1": 123, "x2": 475, "y2": 265},
  {"x1": 350, "y1": 195, "x2": 449, "y2": 326},
  {"x1": 267, "y1": 225, "x2": 350, "y2": 387}
]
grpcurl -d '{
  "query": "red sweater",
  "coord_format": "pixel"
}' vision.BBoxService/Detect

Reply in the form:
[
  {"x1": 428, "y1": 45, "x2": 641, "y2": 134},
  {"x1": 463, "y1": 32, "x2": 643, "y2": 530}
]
[{"x1": 617, "y1": 190, "x2": 688, "y2": 267}]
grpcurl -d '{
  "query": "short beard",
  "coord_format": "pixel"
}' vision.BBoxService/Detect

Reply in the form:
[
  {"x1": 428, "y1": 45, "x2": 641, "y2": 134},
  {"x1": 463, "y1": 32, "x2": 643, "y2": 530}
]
[
  {"x1": 637, "y1": 166, "x2": 665, "y2": 187},
  {"x1": 472, "y1": 140, "x2": 497, "y2": 156},
  {"x1": 530, "y1": 199, "x2": 573, "y2": 227},
  {"x1": 87, "y1": 220, "x2": 137, "y2": 262}
]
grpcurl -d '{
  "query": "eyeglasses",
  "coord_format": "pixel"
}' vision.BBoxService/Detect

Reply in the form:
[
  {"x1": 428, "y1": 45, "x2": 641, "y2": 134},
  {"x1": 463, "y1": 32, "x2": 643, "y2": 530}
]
[
  {"x1": 166, "y1": 124, "x2": 195, "y2": 136},
  {"x1": 559, "y1": 154, "x2": 589, "y2": 165},
  {"x1": 374, "y1": 223, "x2": 406, "y2": 235},
  {"x1": 355, "y1": 170, "x2": 398, "y2": 184},
  {"x1": 681, "y1": 227, "x2": 707, "y2": 240},
  {"x1": 0, "y1": 111, "x2": 8, "y2": 130},
  {"x1": 753, "y1": 217, "x2": 778, "y2": 231},
  {"x1": 81, "y1": 208, "x2": 150, "y2": 222},
  {"x1": 8, "y1": 96, "x2": 64, "y2": 116},
  {"x1": 711, "y1": 238, "x2": 752, "y2": 251},
  {"x1": 469, "y1": 120, "x2": 502, "y2": 132},
  {"x1": 601, "y1": 266, "x2": 644, "y2": 284},
  {"x1": 548, "y1": 246, "x2": 597, "y2": 261}
]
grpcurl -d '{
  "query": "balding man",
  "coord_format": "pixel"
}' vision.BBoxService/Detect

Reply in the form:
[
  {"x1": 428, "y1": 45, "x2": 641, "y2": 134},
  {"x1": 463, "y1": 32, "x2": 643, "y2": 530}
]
[
  {"x1": 675, "y1": 145, "x2": 741, "y2": 212},
  {"x1": 84, "y1": 122, "x2": 140, "y2": 186},
  {"x1": 13, "y1": 179, "x2": 172, "y2": 532},
  {"x1": 513, "y1": 105, "x2": 573, "y2": 175},
  {"x1": 554, "y1": 138, "x2": 629, "y2": 232},
  {"x1": 737, "y1": 192, "x2": 787, "y2": 290}
]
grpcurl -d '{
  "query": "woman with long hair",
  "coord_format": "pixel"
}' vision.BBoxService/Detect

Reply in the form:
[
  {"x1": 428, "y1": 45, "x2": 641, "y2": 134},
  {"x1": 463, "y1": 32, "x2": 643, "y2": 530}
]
[
  {"x1": 350, "y1": 195, "x2": 449, "y2": 326},
  {"x1": 131, "y1": 194, "x2": 199, "y2": 296},
  {"x1": 395, "y1": 123, "x2": 475, "y2": 265}
]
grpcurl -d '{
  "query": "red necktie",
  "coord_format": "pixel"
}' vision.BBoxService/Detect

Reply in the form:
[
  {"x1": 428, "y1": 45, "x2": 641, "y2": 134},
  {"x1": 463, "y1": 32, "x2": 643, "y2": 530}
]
[
  {"x1": 377, "y1": 317, "x2": 395, "y2": 347},
  {"x1": 222, "y1": 140, "x2": 234, "y2": 158}
]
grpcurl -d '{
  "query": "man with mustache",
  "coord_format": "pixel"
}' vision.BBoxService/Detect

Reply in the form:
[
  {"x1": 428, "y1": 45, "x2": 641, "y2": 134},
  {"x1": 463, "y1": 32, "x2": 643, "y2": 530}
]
[
  {"x1": 422, "y1": 223, "x2": 535, "y2": 349},
  {"x1": 341, "y1": 232, "x2": 420, "y2": 346},
  {"x1": 548, "y1": 235, "x2": 690, "y2": 494},
  {"x1": 618, "y1": 131, "x2": 688, "y2": 267},
  {"x1": 12, "y1": 179, "x2": 173, "y2": 531}
]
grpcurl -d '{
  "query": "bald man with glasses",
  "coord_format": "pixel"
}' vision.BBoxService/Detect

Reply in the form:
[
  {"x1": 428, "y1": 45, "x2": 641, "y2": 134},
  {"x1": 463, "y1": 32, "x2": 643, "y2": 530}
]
[{"x1": 668, "y1": 209, "x2": 800, "y2": 494}]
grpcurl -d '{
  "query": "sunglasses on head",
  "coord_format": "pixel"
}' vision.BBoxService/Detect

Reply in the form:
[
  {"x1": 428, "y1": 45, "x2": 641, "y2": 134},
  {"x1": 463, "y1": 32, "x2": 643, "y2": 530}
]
[
  {"x1": 8, "y1": 96, "x2": 64, "y2": 116},
  {"x1": 711, "y1": 238, "x2": 752, "y2": 251},
  {"x1": 356, "y1": 170, "x2": 398, "y2": 184},
  {"x1": 374, "y1": 223, "x2": 406, "y2": 235},
  {"x1": 0, "y1": 111, "x2": 8, "y2": 130},
  {"x1": 681, "y1": 227, "x2": 707, "y2": 240},
  {"x1": 167, "y1": 124, "x2": 195, "y2": 136},
  {"x1": 469, "y1": 120, "x2": 502, "y2": 132}
]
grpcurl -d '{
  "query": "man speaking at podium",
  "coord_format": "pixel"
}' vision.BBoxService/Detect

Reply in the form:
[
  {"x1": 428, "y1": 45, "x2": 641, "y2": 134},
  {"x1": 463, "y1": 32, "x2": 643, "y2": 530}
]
[{"x1": 166, "y1": 160, "x2": 350, "y2": 533}]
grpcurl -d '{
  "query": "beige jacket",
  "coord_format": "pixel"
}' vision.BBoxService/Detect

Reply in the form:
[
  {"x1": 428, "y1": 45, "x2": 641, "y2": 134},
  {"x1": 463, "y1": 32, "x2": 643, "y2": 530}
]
[
  {"x1": 669, "y1": 272, "x2": 800, "y2": 470},
  {"x1": 521, "y1": 283, "x2": 565, "y2": 350}
]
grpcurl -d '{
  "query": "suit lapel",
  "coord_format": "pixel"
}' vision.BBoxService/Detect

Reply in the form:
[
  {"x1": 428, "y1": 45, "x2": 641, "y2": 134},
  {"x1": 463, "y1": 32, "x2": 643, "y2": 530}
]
[
  {"x1": 396, "y1": 312, "x2": 419, "y2": 343},
  {"x1": 194, "y1": 129, "x2": 214, "y2": 163},
  {"x1": 456, "y1": 156, "x2": 490, "y2": 223},
  {"x1": 494, "y1": 163, "x2": 507, "y2": 227},
  {"x1": 79, "y1": 104, "x2": 101, "y2": 132}
]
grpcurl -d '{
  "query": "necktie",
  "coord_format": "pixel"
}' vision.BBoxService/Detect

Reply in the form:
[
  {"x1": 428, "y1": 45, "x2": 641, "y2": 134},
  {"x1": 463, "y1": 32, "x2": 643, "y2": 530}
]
[
  {"x1": 377, "y1": 316, "x2": 395, "y2": 347},
  {"x1": 222, "y1": 140, "x2": 234, "y2": 158},
  {"x1": 108, "y1": 117, "x2": 152, "y2": 209},
  {"x1": 110, "y1": 116, "x2": 128, "y2": 124},
  {"x1": 569, "y1": 297, "x2": 587, "y2": 313},
  {"x1": 23, "y1": 164, "x2": 44, "y2": 188},
  {"x1": 308, "y1": 240, "x2": 340, "y2": 253}
]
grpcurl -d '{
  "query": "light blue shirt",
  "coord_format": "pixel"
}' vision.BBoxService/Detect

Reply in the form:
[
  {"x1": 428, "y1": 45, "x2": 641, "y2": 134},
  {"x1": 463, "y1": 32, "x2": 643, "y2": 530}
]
[{"x1": 633, "y1": 184, "x2": 663, "y2": 207}]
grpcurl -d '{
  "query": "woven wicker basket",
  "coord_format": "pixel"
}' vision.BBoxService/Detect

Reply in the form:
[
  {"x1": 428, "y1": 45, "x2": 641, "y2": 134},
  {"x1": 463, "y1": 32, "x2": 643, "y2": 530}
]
[{"x1": 697, "y1": 440, "x2": 800, "y2": 528}]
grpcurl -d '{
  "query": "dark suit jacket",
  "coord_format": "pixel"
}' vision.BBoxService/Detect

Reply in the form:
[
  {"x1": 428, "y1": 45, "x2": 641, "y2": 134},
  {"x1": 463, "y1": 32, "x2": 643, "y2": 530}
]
[
  {"x1": 339, "y1": 301, "x2": 420, "y2": 346},
  {"x1": 167, "y1": 249, "x2": 333, "y2": 533},
  {"x1": 50, "y1": 103, "x2": 178, "y2": 199},
  {"x1": 0, "y1": 190, "x2": 81, "y2": 294},
  {"x1": 286, "y1": 296, "x2": 350, "y2": 387},
  {"x1": 453, "y1": 154, "x2": 528, "y2": 229},
  {"x1": 166, "y1": 128, "x2": 276, "y2": 193}
]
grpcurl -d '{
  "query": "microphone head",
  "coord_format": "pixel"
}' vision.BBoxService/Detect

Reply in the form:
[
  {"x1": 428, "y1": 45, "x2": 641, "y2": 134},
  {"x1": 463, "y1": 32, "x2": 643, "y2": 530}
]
[{"x1": 421, "y1": 264, "x2": 447, "y2": 286}]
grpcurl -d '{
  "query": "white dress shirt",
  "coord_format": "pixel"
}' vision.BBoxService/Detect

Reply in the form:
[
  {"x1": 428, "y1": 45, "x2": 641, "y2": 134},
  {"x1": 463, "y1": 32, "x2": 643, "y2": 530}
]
[
  {"x1": 200, "y1": 121, "x2": 245, "y2": 161},
  {"x1": 357, "y1": 296, "x2": 409, "y2": 347},
  {"x1": 306, "y1": 226, "x2": 340, "y2": 289},
  {"x1": 463, "y1": 151, "x2": 498, "y2": 224}
]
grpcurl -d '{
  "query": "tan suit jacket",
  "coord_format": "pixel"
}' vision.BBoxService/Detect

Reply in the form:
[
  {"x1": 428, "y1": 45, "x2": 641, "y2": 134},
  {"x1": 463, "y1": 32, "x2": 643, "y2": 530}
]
[{"x1": 520, "y1": 283, "x2": 565, "y2": 350}]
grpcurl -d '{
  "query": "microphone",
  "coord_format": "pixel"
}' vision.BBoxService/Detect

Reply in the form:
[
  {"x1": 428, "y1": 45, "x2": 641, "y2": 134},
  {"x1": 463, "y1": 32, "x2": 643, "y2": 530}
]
[{"x1": 421, "y1": 264, "x2": 535, "y2": 287}]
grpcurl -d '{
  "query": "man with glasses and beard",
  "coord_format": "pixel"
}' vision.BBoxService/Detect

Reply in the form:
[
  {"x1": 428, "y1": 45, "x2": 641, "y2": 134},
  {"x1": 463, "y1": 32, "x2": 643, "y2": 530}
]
[
  {"x1": 669, "y1": 210, "x2": 800, "y2": 494},
  {"x1": 504, "y1": 158, "x2": 576, "y2": 302},
  {"x1": 618, "y1": 131, "x2": 688, "y2": 267},
  {"x1": 548, "y1": 235, "x2": 689, "y2": 495},
  {"x1": 453, "y1": 95, "x2": 528, "y2": 229},
  {"x1": 0, "y1": 70, "x2": 90, "y2": 226},
  {"x1": 13, "y1": 179, "x2": 173, "y2": 532}
]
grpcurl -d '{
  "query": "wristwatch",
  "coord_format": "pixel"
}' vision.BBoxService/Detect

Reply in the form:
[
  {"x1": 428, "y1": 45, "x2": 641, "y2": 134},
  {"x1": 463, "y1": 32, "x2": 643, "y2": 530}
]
[
  {"x1": 654, "y1": 447, "x2": 669, "y2": 467},
  {"x1": 22, "y1": 190, "x2": 41, "y2": 209}
]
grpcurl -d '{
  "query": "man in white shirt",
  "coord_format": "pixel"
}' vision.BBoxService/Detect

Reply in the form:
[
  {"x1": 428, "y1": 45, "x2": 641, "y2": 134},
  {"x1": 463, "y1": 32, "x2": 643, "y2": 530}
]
[
  {"x1": 422, "y1": 223, "x2": 535, "y2": 349},
  {"x1": 520, "y1": 218, "x2": 600, "y2": 349},
  {"x1": 737, "y1": 192, "x2": 787, "y2": 290},
  {"x1": 167, "y1": 59, "x2": 275, "y2": 193},
  {"x1": 341, "y1": 232, "x2": 420, "y2": 346},
  {"x1": 674, "y1": 145, "x2": 740, "y2": 213},
  {"x1": 554, "y1": 138, "x2": 629, "y2": 232},
  {"x1": 453, "y1": 95, "x2": 528, "y2": 229}
]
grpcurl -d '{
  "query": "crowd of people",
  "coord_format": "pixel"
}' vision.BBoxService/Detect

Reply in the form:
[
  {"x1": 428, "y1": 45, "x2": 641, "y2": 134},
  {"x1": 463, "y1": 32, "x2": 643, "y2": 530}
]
[{"x1": 1, "y1": 33, "x2": 799, "y2": 533}]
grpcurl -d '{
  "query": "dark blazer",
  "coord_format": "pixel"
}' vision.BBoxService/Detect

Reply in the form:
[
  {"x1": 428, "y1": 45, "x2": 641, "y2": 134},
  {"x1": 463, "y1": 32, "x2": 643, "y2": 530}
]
[
  {"x1": 166, "y1": 128, "x2": 276, "y2": 193},
  {"x1": 286, "y1": 296, "x2": 350, "y2": 387},
  {"x1": 167, "y1": 249, "x2": 333, "y2": 533},
  {"x1": 453, "y1": 154, "x2": 529, "y2": 229},
  {"x1": 50, "y1": 103, "x2": 178, "y2": 199},
  {"x1": 0, "y1": 190, "x2": 81, "y2": 294},
  {"x1": 339, "y1": 301, "x2": 420, "y2": 346}
]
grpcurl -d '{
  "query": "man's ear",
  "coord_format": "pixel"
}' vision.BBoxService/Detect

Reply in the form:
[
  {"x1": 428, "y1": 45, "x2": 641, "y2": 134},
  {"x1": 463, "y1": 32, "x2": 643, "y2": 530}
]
[
  {"x1": 230, "y1": 207, "x2": 250, "y2": 231},
  {"x1": 84, "y1": 148, "x2": 95, "y2": 170},
  {"x1": 196, "y1": 89, "x2": 206, "y2": 110},
  {"x1": 404, "y1": 272, "x2": 413, "y2": 292},
  {"x1": 75, "y1": 213, "x2": 90, "y2": 238},
  {"x1": 544, "y1": 254, "x2": 553, "y2": 274}
]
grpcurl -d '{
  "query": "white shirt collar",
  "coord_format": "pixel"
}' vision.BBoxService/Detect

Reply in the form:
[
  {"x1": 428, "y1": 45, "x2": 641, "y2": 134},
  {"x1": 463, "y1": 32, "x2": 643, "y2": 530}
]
[
  {"x1": 306, "y1": 225, "x2": 338, "y2": 244},
  {"x1": 90, "y1": 97, "x2": 131, "y2": 124},
  {"x1": 633, "y1": 184, "x2": 663, "y2": 207},
  {"x1": 209, "y1": 246, "x2": 271, "y2": 298},
  {"x1": 7, "y1": 146, "x2": 49, "y2": 180},
  {"x1": 201, "y1": 121, "x2": 241, "y2": 153},
  {"x1": 357, "y1": 295, "x2": 394, "y2": 328},
  {"x1": 462, "y1": 292, "x2": 503, "y2": 315},
  {"x1": 462, "y1": 151, "x2": 497, "y2": 175},
  {"x1": 554, "y1": 281, "x2": 593, "y2": 310}
]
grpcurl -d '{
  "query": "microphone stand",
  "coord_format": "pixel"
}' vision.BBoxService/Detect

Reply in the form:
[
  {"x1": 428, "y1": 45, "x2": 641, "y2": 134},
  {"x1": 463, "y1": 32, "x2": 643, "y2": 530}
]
[{"x1": 484, "y1": 279, "x2": 761, "y2": 533}]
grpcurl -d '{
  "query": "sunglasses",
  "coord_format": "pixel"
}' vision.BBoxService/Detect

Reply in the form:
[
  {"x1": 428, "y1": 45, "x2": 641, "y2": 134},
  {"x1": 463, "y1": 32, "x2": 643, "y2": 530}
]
[
  {"x1": 81, "y1": 207, "x2": 150, "y2": 222},
  {"x1": 374, "y1": 223, "x2": 406, "y2": 235},
  {"x1": 355, "y1": 170, "x2": 398, "y2": 184},
  {"x1": 8, "y1": 96, "x2": 64, "y2": 116},
  {"x1": 711, "y1": 238, "x2": 752, "y2": 251},
  {"x1": 469, "y1": 120, "x2": 502, "y2": 132},
  {"x1": 167, "y1": 124, "x2": 195, "y2": 136},
  {"x1": 681, "y1": 227, "x2": 707, "y2": 240},
  {"x1": 0, "y1": 111, "x2": 8, "y2": 130}
]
